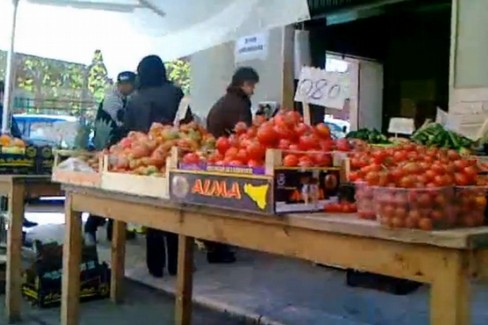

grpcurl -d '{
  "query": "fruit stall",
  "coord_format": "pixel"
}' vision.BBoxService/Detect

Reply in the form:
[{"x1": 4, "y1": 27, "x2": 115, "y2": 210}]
[{"x1": 48, "y1": 109, "x2": 488, "y2": 325}]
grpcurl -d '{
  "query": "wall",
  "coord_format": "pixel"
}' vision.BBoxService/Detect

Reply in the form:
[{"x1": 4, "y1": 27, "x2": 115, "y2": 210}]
[
  {"x1": 189, "y1": 27, "x2": 285, "y2": 117},
  {"x1": 452, "y1": 0, "x2": 488, "y2": 88}
]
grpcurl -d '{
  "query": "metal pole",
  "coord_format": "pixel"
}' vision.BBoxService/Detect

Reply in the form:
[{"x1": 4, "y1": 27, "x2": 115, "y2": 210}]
[{"x1": 2, "y1": 0, "x2": 20, "y2": 135}]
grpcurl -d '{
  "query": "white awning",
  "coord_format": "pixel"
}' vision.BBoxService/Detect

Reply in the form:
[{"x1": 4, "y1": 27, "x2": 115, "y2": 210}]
[{"x1": 0, "y1": 0, "x2": 310, "y2": 75}]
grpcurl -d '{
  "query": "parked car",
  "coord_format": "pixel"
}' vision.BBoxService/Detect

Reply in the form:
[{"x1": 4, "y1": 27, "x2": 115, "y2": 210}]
[{"x1": 14, "y1": 114, "x2": 79, "y2": 147}]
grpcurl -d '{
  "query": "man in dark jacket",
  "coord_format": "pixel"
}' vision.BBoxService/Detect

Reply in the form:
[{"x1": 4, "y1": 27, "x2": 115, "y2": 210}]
[
  {"x1": 205, "y1": 67, "x2": 259, "y2": 264},
  {"x1": 124, "y1": 55, "x2": 187, "y2": 278}
]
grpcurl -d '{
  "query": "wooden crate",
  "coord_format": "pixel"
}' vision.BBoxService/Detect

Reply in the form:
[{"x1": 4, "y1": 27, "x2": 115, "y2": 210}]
[
  {"x1": 99, "y1": 150, "x2": 176, "y2": 199},
  {"x1": 51, "y1": 150, "x2": 101, "y2": 187},
  {"x1": 169, "y1": 148, "x2": 346, "y2": 214}
]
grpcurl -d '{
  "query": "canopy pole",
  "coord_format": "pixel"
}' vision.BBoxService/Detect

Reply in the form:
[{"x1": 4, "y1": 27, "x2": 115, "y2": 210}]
[{"x1": 2, "y1": 0, "x2": 20, "y2": 135}]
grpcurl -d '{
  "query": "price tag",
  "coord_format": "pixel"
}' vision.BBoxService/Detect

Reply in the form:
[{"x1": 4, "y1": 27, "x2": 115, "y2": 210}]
[
  {"x1": 388, "y1": 117, "x2": 415, "y2": 135},
  {"x1": 294, "y1": 66, "x2": 350, "y2": 109}
]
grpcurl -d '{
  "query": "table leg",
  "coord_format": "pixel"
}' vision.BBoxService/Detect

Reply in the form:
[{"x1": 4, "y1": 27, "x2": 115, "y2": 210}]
[
  {"x1": 175, "y1": 235, "x2": 194, "y2": 325},
  {"x1": 430, "y1": 251, "x2": 470, "y2": 325},
  {"x1": 6, "y1": 181, "x2": 25, "y2": 323},
  {"x1": 110, "y1": 220, "x2": 126, "y2": 303},
  {"x1": 61, "y1": 195, "x2": 82, "y2": 325}
]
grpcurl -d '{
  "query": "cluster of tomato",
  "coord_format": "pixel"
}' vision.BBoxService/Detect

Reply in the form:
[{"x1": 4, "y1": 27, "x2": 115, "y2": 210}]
[
  {"x1": 349, "y1": 144, "x2": 481, "y2": 188},
  {"x1": 324, "y1": 201, "x2": 357, "y2": 213},
  {"x1": 207, "y1": 110, "x2": 351, "y2": 168},
  {"x1": 349, "y1": 143, "x2": 487, "y2": 230},
  {"x1": 375, "y1": 187, "x2": 452, "y2": 230}
]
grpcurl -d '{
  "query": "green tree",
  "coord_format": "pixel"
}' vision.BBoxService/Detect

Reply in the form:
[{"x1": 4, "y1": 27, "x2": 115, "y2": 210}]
[
  {"x1": 87, "y1": 50, "x2": 110, "y2": 103},
  {"x1": 166, "y1": 59, "x2": 191, "y2": 94}
]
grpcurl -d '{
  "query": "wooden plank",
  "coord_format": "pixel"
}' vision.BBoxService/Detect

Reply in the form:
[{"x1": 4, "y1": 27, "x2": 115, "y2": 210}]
[
  {"x1": 430, "y1": 250, "x2": 471, "y2": 325},
  {"x1": 281, "y1": 24, "x2": 295, "y2": 110},
  {"x1": 65, "y1": 187, "x2": 488, "y2": 250},
  {"x1": 69, "y1": 190, "x2": 457, "y2": 283},
  {"x1": 175, "y1": 235, "x2": 194, "y2": 325},
  {"x1": 6, "y1": 180, "x2": 24, "y2": 323},
  {"x1": 61, "y1": 194, "x2": 82, "y2": 325},
  {"x1": 110, "y1": 220, "x2": 126, "y2": 303},
  {"x1": 101, "y1": 172, "x2": 168, "y2": 199}
]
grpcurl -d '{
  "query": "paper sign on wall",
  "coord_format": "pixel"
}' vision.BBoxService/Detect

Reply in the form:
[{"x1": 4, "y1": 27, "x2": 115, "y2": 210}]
[
  {"x1": 294, "y1": 67, "x2": 350, "y2": 110},
  {"x1": 388, "y1": 117, "x2": 415, "y2": 135},
  {"x1": 234, "y1": 33, "x2": 269, "y2": 63}
]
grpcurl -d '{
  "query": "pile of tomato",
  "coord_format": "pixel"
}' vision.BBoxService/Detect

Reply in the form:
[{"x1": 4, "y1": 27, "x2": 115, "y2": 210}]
[
  {"x1": 348, "y1": 143, "x2": 487, "y2": 230},
  {"x1": 324, "y1": 201, "x2": 357, "y2": 213},
  {"x1": 207, "y1": 110, "x2": 351, "y2": 168}
]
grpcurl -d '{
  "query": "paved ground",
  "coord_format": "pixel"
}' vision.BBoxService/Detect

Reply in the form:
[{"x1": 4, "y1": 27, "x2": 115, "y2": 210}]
[
  {"x1": 0, "y1": 280, "x2": 247, "y2": 325},
  {"x1": 22, "y1": 202, "x2": 488, "y2": 325}
]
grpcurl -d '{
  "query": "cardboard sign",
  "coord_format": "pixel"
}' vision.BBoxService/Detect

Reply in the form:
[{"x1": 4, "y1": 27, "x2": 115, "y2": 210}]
[
  {"x1": 169, "y1": 171, "x2": 274, "y2": 214},
  {"x1": 294, "y1": 66, "x2": 350, "y2": 110},
  {"x1": 234, "y1": 32, "x2": 269, "y2": 63},
  {"x1": 388, "y1": 117, "x2": 415, "y2": 135},
  {"x1": 445, "y1": 112, "x2": 488, "y2": 140}
]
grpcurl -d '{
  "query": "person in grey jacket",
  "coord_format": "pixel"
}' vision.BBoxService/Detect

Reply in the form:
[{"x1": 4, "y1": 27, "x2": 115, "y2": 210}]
[{"x1": 124, "y1": 55, "x2": 190, "y2": 278}]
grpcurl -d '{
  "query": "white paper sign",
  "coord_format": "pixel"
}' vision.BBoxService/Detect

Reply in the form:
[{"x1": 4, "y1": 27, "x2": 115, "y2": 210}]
[
  {"x1": 234, "y1": 33, "x2": 269, "y2": 63},
  {"x1": 445, "y1": 112, "x2": 488, "y2": 140},
  {"x1": 435, "y1": 107, "x2": 448, "y2": 126},
  {"x1": 388, "y1": 117, "x2": 415, "y2": 135},
  {"x1": 294, "y1": 67, "x2": 350, "y2": 110}
]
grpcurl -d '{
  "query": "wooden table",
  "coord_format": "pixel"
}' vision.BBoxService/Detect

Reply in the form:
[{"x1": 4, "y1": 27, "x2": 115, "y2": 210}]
[
  {"x1": 0, "y1": 175, "x2": 62, "y2": 323},
  {"x1": 61, "y1": 185, "x2": 488, "y2": 325}
]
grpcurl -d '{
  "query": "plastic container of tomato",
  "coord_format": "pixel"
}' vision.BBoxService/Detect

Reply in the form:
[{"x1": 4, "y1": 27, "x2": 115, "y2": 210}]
[
  {"x1": 354, "y1": 182, "x2": 376, "y2": 220},
  {"x1": 453, "y1": 186, "x2": 488, "y2": 228},
  {"x1": 374, "y1": 187, "x2": 454, "y2": 230}
]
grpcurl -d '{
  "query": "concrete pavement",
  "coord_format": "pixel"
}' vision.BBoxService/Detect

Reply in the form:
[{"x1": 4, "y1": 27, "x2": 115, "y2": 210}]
[
  {"x1": 23, "y1": 204, "x2": 488, "y2": 325},
  {"x1": 0, "y1": 280, "x2": 247, "y2": 325}
]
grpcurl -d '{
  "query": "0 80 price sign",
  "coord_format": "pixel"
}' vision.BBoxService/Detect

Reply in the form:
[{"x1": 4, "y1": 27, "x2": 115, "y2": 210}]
[{"x1": 294, "y1": 67, "x2": 349, "y2": 110}]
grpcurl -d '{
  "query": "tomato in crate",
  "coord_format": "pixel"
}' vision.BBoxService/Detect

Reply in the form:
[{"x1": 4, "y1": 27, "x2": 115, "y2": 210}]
[
  {"x1": 375, "y1": 187, "x2": 453, "y2": 230},
  {"x1": 354, "y1": 182, "x2": 376, "y2": 220},
  {"x1": 454, "y1": 186, "x2": 488, "y2": 227}
]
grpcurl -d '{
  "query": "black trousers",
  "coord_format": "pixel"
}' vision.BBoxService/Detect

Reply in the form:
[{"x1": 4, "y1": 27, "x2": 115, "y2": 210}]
[
  {"x1": 205, "y1": 241, "x2": 232, "y2": 255},
  {"x1": 84, "y1": 215, "x2": 113, "y2": 240},
  {"x1": 146, "y1": 228, "x2": 178, "y2": 275}
]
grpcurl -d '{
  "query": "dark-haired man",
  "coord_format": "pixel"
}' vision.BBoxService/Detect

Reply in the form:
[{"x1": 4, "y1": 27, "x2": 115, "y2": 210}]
[
  {"x1": 205, "y1": 67, "x2": 260, "y2": 264},
  {"x1": 84, "y1": 71, "x2": 136, "y2": 245},
  {"x1": 207, "y1": 67, "x2": 259, "y2": 137}
]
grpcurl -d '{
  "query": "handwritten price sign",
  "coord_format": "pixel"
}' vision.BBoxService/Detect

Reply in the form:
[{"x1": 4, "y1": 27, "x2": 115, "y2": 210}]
[{"x1": 294, "y1": 67, "x2": 350, "y2": 110}]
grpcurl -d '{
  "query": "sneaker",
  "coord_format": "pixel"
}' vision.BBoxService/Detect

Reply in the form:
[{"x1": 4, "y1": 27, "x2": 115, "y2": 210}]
[
  {"x1": 207, "y1": 252, "x2": 236, "y2": 264},
  {"x1": 23, "y1": 219, "x2": 38, "y2": 228}
]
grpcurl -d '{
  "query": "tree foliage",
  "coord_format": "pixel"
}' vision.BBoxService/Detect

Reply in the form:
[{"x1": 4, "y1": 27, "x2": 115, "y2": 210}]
[
  {"x1": 0, "y1": 50, "x2": 191, "y2": 118},
  {"x1": 166, "y1": 59, "x2": 191, "y2": 94}
]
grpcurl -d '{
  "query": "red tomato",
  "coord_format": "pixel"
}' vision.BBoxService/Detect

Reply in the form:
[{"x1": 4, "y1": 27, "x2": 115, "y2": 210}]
[
  {"x1": 246, "y1": 141, "x2": 265, "y2": 161},
  {"x1": 234, "y1": 122, "x2": 247, "y2": 135},
  {"x1": 319, "y1": 139, "x2": 335, "y2": 152},
  {"x1": 314, "y1": 123, "x2": 331, "y2": 139},
  {"x1": 294, "y1": 123, "x2": 310, "y2": 136},
  {"x1": 247, "y1": 159, "x2": 262, "y2": 168},
  {"x1": 228, "y1": 160, "x2": 244, "y2": 166},
  {"x1": 283, "y1": 154, "x2": 299, "y2": 167},
  {"x1": 257, "y1": 125, "x2": 277, "y2": 145},
  {"x1": 216, "y1": 137, "x2": 230, "y2": 155},
  {"x1": 312, "y1": 153, "x2": 333, "y2": 167},
  {"x1": 236, "y1": 149, "x2": 249, "y2": 163},
  {"x1": 298, "y1": 156, "x2": 313, "y2": 168},
  {"x1": 278, "y1": 139, "x2": 291, "y2": 150},
  {"x1": 182, "y1": 153, "x2": 200, "y2": 164},
  {"x1": 273, "y1": 125, "x2": 294, "y2": 140},
  {"x1": 225, "y1": 147, "x2": 239, "y2": 159},
  {"x1": 336, "y1": 138, "x2": 350, "y2": 152},
  {"x1": 298, "y1": 135, "x2": 315, "y2": 151}
]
